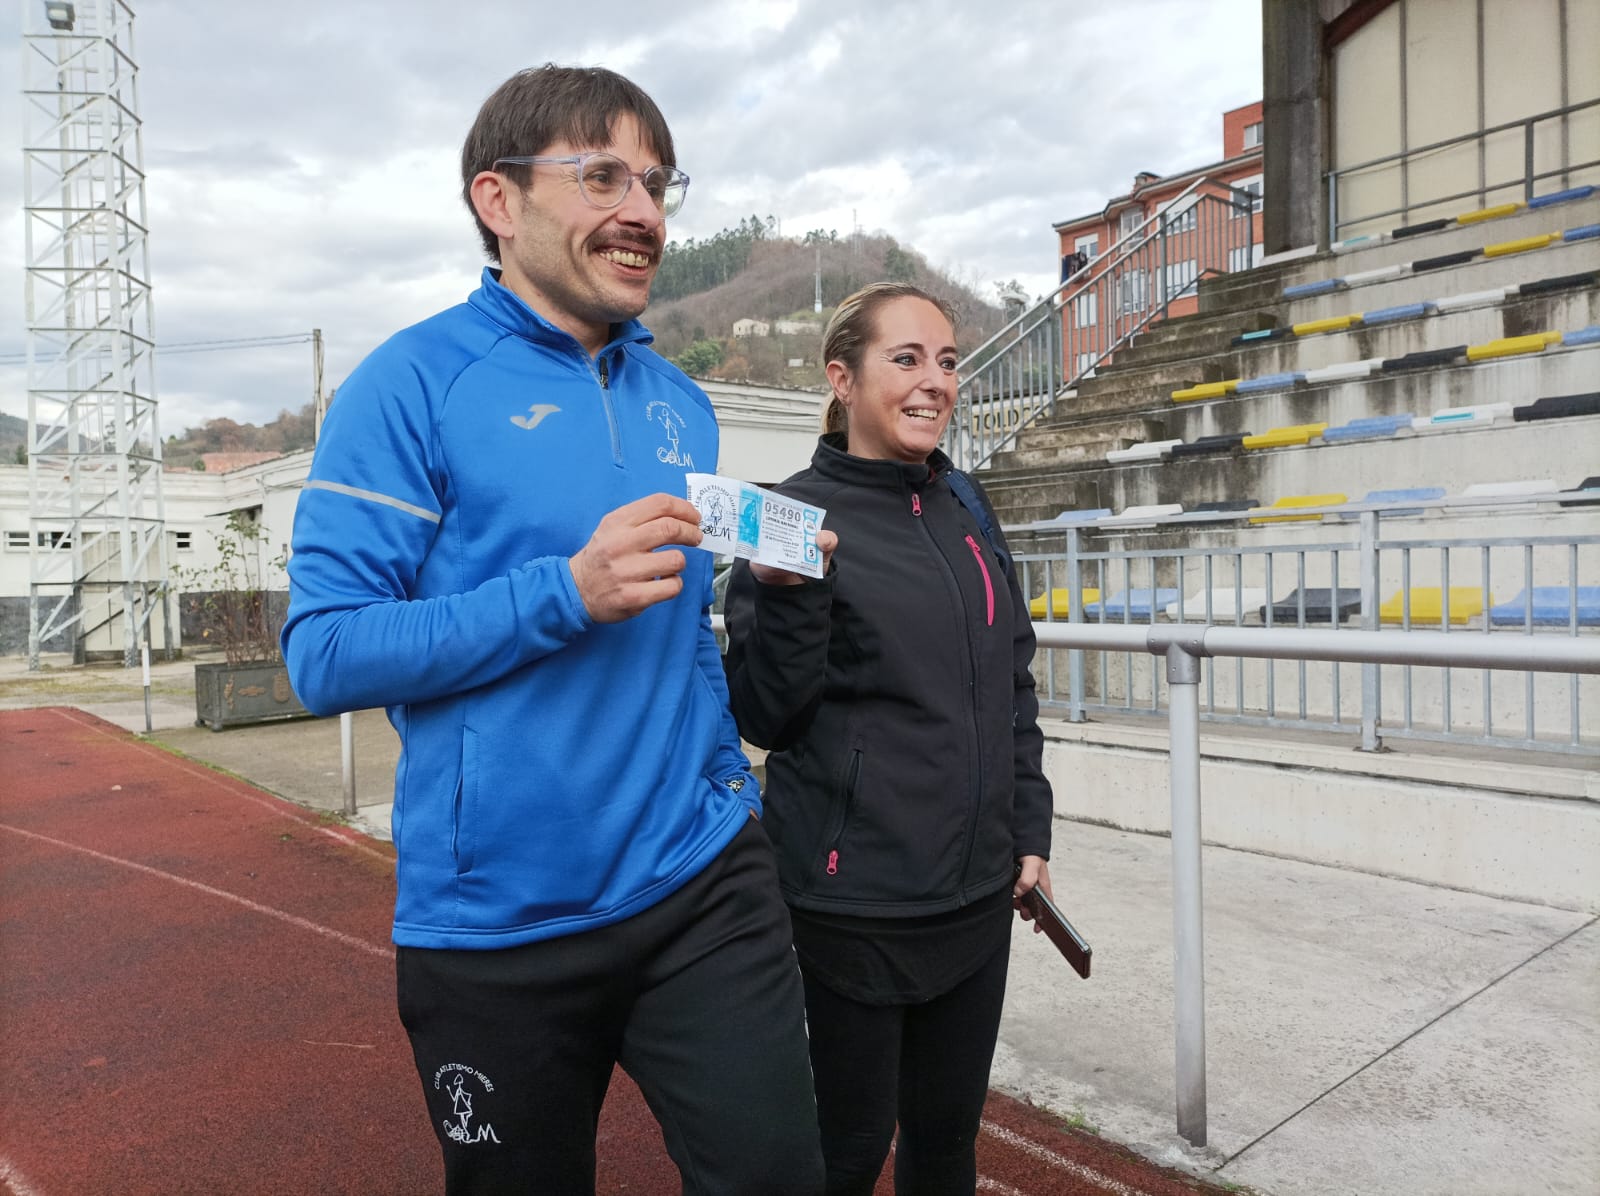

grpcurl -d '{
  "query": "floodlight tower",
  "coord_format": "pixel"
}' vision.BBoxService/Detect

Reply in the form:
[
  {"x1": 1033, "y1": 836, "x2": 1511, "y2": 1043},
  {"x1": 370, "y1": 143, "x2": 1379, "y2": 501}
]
[{"x1": 21, "y1": 0, "x2": 171, "y2": 668}]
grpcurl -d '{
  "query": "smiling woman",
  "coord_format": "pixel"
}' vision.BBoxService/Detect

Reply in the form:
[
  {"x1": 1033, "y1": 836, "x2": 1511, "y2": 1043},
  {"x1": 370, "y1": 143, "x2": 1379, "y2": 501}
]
[{"x1": 722, "y1": 280, "x2": 1056, "y2": 1193}]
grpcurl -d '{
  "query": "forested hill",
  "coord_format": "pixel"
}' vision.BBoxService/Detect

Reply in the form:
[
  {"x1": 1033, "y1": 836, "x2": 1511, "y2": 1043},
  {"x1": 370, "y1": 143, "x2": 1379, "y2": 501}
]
[
  {"x1": 648, "y1": 217, "x2": 1009, "y2": 387},
  {"x1": 0, "y1": 222, "x2": 1010, "y2": 459}
]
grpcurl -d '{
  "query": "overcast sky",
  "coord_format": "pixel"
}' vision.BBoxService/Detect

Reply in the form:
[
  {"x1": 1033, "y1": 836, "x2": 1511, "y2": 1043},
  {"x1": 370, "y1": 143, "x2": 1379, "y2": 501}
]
[{"x1": 0, "y1": 0, "x2": 1262, "y2": 436}]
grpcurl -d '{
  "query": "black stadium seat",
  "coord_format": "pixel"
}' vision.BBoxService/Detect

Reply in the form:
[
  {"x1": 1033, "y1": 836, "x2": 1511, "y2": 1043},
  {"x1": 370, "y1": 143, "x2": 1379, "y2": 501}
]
[
  {"x1": 1261, "y1": 587, "x2": 1364, "y2": 624},
  {"x1": 1512, "y1": 392, "x2": 1600, "y2": 422},
  {"x1": 1165, "y1": 434, "x2": 1247, "y2": 460}
]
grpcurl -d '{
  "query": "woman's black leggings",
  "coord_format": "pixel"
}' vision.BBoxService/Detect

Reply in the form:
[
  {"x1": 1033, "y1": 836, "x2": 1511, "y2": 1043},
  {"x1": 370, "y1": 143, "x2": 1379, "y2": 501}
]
[{"x1": 800, "y1": 939, "x2": 1011, "y2": 1195}]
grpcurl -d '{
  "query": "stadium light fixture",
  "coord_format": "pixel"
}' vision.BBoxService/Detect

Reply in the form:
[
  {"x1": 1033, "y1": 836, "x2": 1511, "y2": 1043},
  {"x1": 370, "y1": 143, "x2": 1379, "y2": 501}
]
[{"x1": 44, "y1": 2, "x2": 76, "y2": 31}]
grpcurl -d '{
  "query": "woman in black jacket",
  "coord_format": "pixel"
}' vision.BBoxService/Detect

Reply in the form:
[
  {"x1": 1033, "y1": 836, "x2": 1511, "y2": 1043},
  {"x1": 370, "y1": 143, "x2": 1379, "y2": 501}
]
[{"x1": 724, "y1": 282, "x2": 1055, "y2": 1195}]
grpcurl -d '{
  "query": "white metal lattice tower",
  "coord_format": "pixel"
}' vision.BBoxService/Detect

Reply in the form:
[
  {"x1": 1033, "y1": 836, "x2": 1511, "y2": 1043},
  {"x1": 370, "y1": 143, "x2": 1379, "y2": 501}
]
[{"x1": 21, "y1": 0, "x2": 170, "y2": 668}]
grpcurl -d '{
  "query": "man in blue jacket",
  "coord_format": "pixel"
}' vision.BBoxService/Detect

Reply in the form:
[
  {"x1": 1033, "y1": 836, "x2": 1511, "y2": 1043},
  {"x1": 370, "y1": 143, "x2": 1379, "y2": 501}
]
[{"x1": 283, "y1": 64, "x2": 824, "y2": 1194}]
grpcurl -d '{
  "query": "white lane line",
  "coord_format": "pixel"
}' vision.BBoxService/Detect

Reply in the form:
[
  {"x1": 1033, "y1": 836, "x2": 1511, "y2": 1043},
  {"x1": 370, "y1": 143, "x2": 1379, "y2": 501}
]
[
  {"x1": 977, "y1": 1176, "x2": 1029, "y2": 1194},
  {"x1": 0, "y1": 822, "x2": 394, "y2": 961},
  {"x1": 980, "y1": 1121, "x2": 1150, "y2": 1196},
  {"x1": 0, "y1": 1155, "x2": 46, "y2": 1196},
  {"x1": 40, "y1": 707, "x2": 395, "y2": 864}
]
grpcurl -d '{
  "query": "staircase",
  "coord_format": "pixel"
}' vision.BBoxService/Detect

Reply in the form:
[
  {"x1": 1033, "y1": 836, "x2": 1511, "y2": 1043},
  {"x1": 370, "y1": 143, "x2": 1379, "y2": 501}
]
[{"x1": 972, "y1": 192, "x2": 1600, "y2": 526}]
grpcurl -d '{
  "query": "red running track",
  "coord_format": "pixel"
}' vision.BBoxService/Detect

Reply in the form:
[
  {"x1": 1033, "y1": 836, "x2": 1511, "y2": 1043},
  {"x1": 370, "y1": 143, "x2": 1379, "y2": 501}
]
[{"x1": 0, "y1": 707, "x2": 1229, "y2": 1195}]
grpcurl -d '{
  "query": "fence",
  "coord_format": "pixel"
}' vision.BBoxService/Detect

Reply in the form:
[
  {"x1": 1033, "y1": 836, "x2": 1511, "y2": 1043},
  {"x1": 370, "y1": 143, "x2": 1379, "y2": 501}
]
[
  {"x1": 1010, "y1": 509, "x2": 1600, "y2": 755},
  {"x1": 1029, "y1": 617, "x2": 1600, "y2": 1147},
  {"x1": 1327, "y1": 96, "x2": 1600, "y2": 243},
  {"x1": 945, "y1": 177, "x2": 1255, "y2": 472}
]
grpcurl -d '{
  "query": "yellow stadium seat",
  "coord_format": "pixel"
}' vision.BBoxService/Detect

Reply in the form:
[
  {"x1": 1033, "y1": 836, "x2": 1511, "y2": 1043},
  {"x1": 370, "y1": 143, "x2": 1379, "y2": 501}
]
[
  {"x1": 1483, "y1": 232, "x2": 1558, "y2": 257},
  {"x1": 1454, "y1": 202, "x2": 1522, "y2": 225},
  {"x1": 1242, "y1": 423, "x2": 1329, "y2": 450},
  {"x1": 1465, "y1": 331, "x2": 1563, "y2": 361},
  {"x1": 1291, "y1": 314, "x2": 1361, "y2": 337},
  {"x1": 1028, "y1": 588, "x2": 1102, "y2": 619},
  {"x1": 1171, "y1": 380, "x2": 1239, "y2": 402},
  {"x1": 1379, "y1": 587, "x2": 1488, "y2": 625},
  {"x1": 1248, "y1": 493, "x2": 1348, "y2": 523}
]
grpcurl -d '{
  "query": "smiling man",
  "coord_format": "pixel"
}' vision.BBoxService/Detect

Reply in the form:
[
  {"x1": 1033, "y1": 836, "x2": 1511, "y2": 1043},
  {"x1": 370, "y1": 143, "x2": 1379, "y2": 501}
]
[{"x1": 282, "y1": 65, "x2": 823, "y2": 1195}]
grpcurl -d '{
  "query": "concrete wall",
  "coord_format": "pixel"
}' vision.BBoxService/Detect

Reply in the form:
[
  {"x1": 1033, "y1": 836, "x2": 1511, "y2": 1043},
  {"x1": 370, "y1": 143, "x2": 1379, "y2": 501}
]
[
  {"x1": 1041, "y1": 715, "x2": 1600, "y2": 912},
  {"x1": 1330, "y1": 0, "x2": 1600, "y2": 238}
]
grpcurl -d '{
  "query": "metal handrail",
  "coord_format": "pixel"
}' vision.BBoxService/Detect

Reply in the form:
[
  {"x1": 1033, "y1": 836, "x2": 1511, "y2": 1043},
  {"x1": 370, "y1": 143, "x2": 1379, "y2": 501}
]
[
  {"x1": 1326, "y1": 96, "x2": 1600, "y2": 241},
  {"x1": 1030, "y1": 619, "x2": 1600, "y2": 1149},
  {"x1": 707, "y1": 609, "x2": 1600, "y2": 1147},
  {"x1": 946, "y1": 176, "x2": 1255, "y2": 472}
]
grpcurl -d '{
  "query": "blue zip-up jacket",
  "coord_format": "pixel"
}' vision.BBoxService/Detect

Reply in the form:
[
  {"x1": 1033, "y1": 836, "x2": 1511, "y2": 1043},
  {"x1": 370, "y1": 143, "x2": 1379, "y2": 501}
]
[{"x1": 282, "y1": 268, "x2": 759, "y2": 950}]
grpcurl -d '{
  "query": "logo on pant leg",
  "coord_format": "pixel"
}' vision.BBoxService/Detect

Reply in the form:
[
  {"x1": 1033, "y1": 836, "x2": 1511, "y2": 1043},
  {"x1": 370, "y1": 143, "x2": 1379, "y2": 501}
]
[{"x1": 433, "y1": 1063, "x2": 502, "y2": 1144}]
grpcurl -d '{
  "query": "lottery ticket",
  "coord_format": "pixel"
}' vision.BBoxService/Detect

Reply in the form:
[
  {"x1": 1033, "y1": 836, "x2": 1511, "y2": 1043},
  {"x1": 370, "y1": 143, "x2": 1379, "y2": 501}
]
[{"x1": 685, "y1": 473, "x2": 827, "y2": 579}]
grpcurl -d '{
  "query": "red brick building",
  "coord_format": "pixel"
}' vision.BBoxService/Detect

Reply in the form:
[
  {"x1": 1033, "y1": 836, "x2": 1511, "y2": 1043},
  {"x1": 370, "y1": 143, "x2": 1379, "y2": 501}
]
[{"x1": 1050, "y1": 101, "x2": 1266, "y2": 374}]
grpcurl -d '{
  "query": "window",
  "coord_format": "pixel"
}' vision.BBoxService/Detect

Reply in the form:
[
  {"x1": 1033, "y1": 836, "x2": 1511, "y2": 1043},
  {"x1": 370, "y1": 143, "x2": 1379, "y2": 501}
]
[
  {"x1": 1117, "y1": 270, "x2": 1148, "y2": 314},
  {"x1": 1231, "y1": 174, "x2": 1263, "y2": 217},
  {"x1": 1165, "y1": 259, "x2": 1198, "y2": 297},
  {"x1": 172, "y1": 530, "x2": 193, "y2": 552},
  {"x1": 1074, "y1": 234, "x2": 1099, "y2": 260},
  {"x1": 1074, "y1": 291, "x2": 1097, "y2": 328},
  {"x1": 4, "y1": 531, "x2": 27, "y2": 552},
  {"x1": 1160, "y1": 202, "x2": 1197, "y2": 232},
  {"x1": 1119, "y1": 207, "x2": 1144, "y2": 237},
  {"x1": 1243, "y1": 121, "x2": 1262, "y2": 149},
  {"x1": 1075, "y1": 353, "x2": 1096, "y2": 377},
  {"x1": 1228, "y1": 244, "x2": 1265, "y2": 273}
]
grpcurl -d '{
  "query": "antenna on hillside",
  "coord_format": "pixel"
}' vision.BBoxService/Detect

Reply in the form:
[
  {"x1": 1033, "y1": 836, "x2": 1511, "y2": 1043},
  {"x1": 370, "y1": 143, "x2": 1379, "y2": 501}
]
[{"x1": 814, "y1": 246, "x2": 822, "y2": 313}]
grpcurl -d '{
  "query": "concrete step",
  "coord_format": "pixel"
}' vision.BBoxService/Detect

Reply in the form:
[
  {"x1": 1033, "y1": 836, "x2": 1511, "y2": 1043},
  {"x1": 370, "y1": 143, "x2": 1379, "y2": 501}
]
[
  {"x1": 1276, "y1": 237, "x2": 1599, "y2": 328},
  {"x1": 1227, "y1": 285, "x2": 1600, "y2": 379},
  {"x1": 1308, "y1": 191, "x2": 1600, "y2": 277}
]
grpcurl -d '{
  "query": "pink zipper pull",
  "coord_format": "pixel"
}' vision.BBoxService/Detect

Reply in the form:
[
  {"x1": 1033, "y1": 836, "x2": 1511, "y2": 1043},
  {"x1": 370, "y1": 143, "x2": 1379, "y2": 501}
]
[
  {"x1": 911, "y1": 493, "x2": 922, "y2": 516},
  {"x1": 826, "y1": 850, "x2": 839, "y2": 875}
]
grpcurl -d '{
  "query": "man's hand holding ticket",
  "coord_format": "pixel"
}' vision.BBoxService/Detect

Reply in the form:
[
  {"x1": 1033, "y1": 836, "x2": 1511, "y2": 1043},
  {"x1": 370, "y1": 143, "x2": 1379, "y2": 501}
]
[{"x1": 686, "y1": 473, "x2": 829, "y2": 580}]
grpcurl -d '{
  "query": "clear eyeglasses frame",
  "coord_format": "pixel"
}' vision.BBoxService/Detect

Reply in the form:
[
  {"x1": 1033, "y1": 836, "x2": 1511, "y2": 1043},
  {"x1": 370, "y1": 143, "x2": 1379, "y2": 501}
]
[{"x1": 492, "y1": 152, "x2": 690, "y2": 218}]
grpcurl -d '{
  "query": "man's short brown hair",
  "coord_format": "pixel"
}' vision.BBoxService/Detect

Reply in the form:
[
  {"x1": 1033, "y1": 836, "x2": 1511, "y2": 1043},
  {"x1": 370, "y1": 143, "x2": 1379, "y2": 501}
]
[{"x1": 461, "y1": 64, "x2": 676, "y2": 262}]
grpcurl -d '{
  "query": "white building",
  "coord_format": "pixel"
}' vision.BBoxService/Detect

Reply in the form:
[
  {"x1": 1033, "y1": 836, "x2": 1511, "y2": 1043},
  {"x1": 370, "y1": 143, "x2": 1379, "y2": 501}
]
[
  {"x1": 0, "y1": 381, "x2": 827, "y2": 656},
  {"x1": 731, "y1": 318, "x2": 770, "y2": 338}
]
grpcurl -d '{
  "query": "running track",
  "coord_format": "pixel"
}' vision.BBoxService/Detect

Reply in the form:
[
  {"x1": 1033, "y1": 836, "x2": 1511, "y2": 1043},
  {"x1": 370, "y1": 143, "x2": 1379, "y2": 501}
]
[{"x1": 0, "y1": 707, "x2": 1229, "y2": 1195}]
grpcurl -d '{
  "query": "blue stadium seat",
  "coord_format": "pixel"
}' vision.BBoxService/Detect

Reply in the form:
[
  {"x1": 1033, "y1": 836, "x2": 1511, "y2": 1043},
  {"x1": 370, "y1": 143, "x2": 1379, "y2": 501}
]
[
  {"x1": 1488, "y1": 587, "x2": 1600, "y2": 627},
  {"x1": 1084, "y1": 588, "x2": 1181, "y2": 620},
  {"x1": 1322, "y1": 414, "x2": 1414, "y2": 443},
  {"x1": 1337, "y1": 486, "x2": 1447, "y2": 518}
]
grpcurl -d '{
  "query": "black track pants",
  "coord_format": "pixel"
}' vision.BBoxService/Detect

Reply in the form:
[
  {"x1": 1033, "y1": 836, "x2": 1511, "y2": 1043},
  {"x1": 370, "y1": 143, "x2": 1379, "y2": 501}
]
[
  {"x1": 396, "y1": 819, "x2": 824, "y2": 1195},
  {"x1": 801, "y1": 935, "x2": 1011, "y2": 1196}
]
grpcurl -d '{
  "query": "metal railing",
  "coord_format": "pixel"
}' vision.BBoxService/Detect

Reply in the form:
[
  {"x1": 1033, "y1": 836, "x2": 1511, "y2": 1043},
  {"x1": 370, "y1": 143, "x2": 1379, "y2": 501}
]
[
  {"x1": 1010, "y1": 512, "x2": 1600, "y2": 755},
  {"x1": 1029, "y1": 618, "x2": 1600, "y2": 1147},
  {"x1": 946, "y1": 177, "x2": 1255, "y2": 472},
  {"x1": 1326, "y1": 96, "x2": 1600, "y2": 242}
]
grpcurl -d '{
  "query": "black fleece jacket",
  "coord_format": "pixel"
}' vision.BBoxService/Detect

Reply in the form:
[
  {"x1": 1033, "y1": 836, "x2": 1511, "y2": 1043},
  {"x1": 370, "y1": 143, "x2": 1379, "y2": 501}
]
[{"x1": 724, "y1": 434, "x2": 1053, "y2": 917}]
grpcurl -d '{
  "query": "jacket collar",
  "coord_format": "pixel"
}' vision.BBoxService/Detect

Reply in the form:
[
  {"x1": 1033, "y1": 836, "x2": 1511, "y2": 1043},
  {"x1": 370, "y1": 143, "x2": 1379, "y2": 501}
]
[
  {"x1": 810, "y1": 431, "x2": 954, "y2": 491},
  {"x1": 468, "y1": 267, "x2": 655, "y2": 361}
]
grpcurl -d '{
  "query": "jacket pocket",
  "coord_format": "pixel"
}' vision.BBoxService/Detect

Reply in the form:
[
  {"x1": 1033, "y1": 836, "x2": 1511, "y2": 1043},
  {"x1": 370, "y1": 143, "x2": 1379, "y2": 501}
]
[
  {"x1": 454, "y1": 724, "x2": 478, "y2": 875},
  {"x1": 815, "y1": 747, "x2": 862, "y2": 880}
]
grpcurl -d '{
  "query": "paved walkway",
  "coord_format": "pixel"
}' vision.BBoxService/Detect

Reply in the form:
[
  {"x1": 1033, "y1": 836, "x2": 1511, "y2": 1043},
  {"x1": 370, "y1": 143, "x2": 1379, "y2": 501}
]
[{"x1": 4, "y1": 654, "x2": 1598, "y2": 1194}]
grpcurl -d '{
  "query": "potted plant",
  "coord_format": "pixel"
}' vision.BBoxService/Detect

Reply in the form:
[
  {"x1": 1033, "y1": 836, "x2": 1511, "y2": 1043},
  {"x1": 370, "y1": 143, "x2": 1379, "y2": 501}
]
[{"x1": 172, "y1": 510, "x2": 309, "y2": 731}]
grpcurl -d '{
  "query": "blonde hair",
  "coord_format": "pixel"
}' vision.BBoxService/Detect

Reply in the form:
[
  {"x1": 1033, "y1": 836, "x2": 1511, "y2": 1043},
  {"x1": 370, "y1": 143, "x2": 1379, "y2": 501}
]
[{"x1": 819, "y1": 282, "x2": 959, "y2": 441}]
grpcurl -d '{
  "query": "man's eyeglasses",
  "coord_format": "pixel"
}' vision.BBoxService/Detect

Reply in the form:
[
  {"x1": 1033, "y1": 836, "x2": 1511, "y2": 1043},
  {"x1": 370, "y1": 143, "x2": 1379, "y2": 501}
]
[{"x1": 493, "y1": 153, "x2": 690, "y2": 218}]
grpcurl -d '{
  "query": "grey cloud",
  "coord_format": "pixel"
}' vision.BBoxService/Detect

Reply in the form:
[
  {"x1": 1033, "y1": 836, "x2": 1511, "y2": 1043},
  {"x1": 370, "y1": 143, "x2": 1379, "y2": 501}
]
[{"x1": 1, "y1": 0, "x2": 1261, "y2": 426}]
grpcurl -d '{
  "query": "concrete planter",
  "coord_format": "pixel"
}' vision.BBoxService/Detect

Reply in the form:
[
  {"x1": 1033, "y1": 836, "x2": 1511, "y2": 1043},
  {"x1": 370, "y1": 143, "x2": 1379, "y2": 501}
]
[{"x1": 193, "y1": 660, "x2": 310, "y2": 731}]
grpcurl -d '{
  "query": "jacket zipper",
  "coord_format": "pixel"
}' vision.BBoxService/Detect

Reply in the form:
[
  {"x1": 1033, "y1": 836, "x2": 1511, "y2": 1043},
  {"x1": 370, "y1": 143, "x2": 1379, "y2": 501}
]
[
  {"x1": 915, "y1": 479, "x2": 987, "y2": 904},
  {"x1": 965, "y1": 535, "x2": 995, "y2": 626},
  {"x1": 822, "y1": 749, "x2": 862, "y2": 877},
  {"x1": 596, "y1": 355, "x2": 623, "y2": 466}
]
